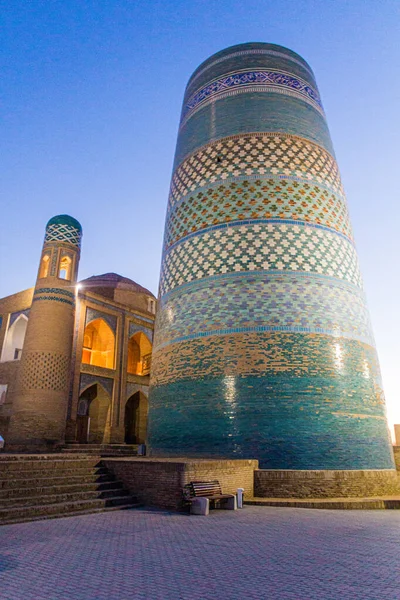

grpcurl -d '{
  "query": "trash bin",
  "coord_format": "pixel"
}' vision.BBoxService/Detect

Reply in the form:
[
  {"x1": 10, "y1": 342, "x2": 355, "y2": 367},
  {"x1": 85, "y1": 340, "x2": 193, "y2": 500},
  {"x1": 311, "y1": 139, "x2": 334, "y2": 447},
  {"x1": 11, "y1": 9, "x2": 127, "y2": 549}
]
[
  {"x1": 137, "y1": 443, "x2": 146, "y2": 456},
  {"x1": 237, "y1": 487, "x2": 244, "y2": 508}
]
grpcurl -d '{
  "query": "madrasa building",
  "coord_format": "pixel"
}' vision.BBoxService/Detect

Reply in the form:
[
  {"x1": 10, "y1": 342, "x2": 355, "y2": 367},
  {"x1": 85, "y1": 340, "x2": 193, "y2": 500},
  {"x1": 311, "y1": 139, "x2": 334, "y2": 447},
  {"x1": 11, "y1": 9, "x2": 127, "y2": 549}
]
[
  {"x1": 0, "y1": 43, "x2": 399, "y2": 507},
  {"x1": 0, "y1": 216, "x2": 156, "y2": 450}
]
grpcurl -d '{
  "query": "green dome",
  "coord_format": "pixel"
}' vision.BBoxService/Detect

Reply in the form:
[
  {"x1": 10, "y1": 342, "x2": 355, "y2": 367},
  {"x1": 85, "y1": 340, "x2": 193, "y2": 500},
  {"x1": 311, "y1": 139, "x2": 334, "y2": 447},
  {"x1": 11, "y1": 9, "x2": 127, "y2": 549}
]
[{"x1": 46, "y1": 214, "x2": 82, "y2": 231}]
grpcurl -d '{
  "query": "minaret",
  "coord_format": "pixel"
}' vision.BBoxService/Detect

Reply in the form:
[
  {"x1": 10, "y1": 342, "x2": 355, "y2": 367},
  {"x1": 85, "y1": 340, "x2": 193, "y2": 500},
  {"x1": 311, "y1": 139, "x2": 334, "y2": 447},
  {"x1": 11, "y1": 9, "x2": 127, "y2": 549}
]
[
  {"x1": 7, "y1": 215, "x2": 82, "y2": 449},
  {"x1": 148, "y1": 42, "x2": 394, "y2": 470}
]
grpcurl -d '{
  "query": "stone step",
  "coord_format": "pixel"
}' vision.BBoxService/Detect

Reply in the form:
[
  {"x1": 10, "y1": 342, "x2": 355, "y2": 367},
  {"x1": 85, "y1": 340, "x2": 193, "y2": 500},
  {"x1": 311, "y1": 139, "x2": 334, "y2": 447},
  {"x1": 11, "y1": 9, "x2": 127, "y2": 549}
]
[
  {"x1": 63, "y1": 445, "x2": 138, "y2": 450},
  {"x1": 1, "y1": 502, "x2": 139, "y2": 526},
  {"x1": 0, "y1": 458, "x2": 102, "y2": 470},
  {"x1": 0, "y1": 453, "x2": 101, "y2": 462},
  {"x1": 0, "y1": 496, "x2": 139, "y2": 525},
  {"x1": 0, "y1": 480, "x2": 124, "y2": 500},
  {"x1": 62, "y1": 445, "x2": 139, "y2": 456},
  {"x1": 244, "y1": 496, "x2": 400, "y2": 510},
  {"x1": 0, "y1": 472, "x2": 115, "y2": 490},
  {"x1": 0, "y1": 487, "x2": 131, "y2": 507},
  {"x1": 0, "y1": 467, "x2": 108, "y2": 479},
  {"x1": 62, "y1": 449, "x2": 138, "y2": 456}
]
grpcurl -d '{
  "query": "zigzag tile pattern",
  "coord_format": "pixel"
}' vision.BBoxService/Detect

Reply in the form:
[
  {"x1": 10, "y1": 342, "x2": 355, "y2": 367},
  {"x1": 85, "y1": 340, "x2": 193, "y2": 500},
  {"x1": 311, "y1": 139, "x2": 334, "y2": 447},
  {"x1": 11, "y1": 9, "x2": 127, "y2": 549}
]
[
  {"x1": 164, "y1": 176, "x2": 352, "y2": 249},
  {"x1": 160, "y1": 221, "x2": 362, "y2": 295},
  {"x1": 169, "y1": 134, "x2": 344, "y2": 209},
  {"x1": 155, "y1": 273, "x2": 374, "y2": 349}
]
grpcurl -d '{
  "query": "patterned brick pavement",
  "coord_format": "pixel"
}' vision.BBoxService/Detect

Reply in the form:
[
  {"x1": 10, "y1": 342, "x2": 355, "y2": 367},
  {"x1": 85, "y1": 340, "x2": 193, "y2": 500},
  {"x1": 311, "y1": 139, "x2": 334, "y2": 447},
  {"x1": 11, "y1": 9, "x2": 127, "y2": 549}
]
[{"x1": 0, "y1": 506, "x2": 399, "y2": 600}]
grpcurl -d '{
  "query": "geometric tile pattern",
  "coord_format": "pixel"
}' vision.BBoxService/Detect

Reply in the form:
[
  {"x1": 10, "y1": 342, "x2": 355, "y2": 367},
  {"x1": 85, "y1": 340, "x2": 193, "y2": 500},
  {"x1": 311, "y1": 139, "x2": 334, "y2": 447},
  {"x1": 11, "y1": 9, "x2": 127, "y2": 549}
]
[
  {"x1": 49, "y1": 248, "x2": 59, "y2": 276},
  {"x1": 45, "y1": 223, "x2": 82, "y2": 247},
  {"x1": 160, "y1": 221, "x2": 362, "y2": 295},
  {"x1": 32, "y1": 295, "x2": 74, "y2": 306},
  {"x1": 34, "y1": 287, "x2": 75, "y2": 299},
  {"x1": 181, "y1": 69, "x2": 323, "y2": 127},
  {"x1": 128, "y1": 322, "x2": 154, "y2": 342},
  {"x1": 33, "y1": 287, "x2": 75, "y2": 307},
  {"x1": 79, "y1": 373, "x2": 114, "y2": 396},
  {"x1": 19, "y1": 352, "x2": 70, "y2": 391},
  {"x1": 85, "y1": 308, "x2": 117, "y2": 333},
  {"x1": 154, "y1": 272, "x2": 374, "y2": 349},
  {"x1": 169, "y1": 134, "x2": 344, "y2": 209},
  {"x1": 164, "y1": 176, "x2": 352, "y2": 249}
]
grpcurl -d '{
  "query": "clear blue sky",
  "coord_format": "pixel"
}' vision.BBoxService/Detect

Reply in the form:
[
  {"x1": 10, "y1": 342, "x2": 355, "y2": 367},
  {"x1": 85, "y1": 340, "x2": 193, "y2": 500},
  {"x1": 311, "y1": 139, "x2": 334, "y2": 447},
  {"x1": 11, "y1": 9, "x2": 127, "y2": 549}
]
[{"x1": 1, "y1": 0, "x2": 399, "y2": 429}]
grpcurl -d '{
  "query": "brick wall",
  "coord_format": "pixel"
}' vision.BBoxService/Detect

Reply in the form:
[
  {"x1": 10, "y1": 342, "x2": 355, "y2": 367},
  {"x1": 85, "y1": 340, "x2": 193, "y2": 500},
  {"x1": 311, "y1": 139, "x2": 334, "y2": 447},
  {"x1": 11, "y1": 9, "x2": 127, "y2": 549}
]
[
  {"x1": 394, "y1": 426, "x2": 400, "y2": 446},
  {"x1": 393, "y1": 447, "x2": 400, "y2": 471},
  {"x1": 254, "y1": 469, "x2": 400, "y2": 498},
  {"x1": 104, "y1": 457, "x2": 258, "y2": 510}
]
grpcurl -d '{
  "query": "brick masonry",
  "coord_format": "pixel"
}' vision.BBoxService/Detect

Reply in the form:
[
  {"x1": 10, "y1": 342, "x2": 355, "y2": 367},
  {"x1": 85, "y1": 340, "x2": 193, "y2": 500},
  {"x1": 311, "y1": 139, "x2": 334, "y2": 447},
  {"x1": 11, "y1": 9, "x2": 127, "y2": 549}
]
[
  {"x1": 6, "y1": 215, "x2": 82, "y2": 448},
  {"x1": 254, "y1": 468, "x2": 400, "y2": 498},
  {"x1": 393, "y1": 446, "x2": 400, "y2": 470},
  {"x1": 104, "y1": 457, "x2": 258, "y2": 510}
]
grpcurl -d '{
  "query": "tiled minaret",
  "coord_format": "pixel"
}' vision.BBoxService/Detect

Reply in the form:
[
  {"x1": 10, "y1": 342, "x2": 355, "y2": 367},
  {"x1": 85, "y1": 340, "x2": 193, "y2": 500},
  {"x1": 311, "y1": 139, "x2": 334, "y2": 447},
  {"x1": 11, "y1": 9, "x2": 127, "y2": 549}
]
[
  {"x1": 148, "y1": 43, "x2": 394, "y2": 469},
  {"x1": 7, "y1": 215, "x2": 82, "y2": 448}
]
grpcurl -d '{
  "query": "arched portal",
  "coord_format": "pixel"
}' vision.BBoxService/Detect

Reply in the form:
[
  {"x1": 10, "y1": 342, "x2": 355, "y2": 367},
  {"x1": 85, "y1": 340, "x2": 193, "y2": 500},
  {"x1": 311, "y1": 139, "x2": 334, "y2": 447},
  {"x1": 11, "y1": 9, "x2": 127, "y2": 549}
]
[
  {"x1": 127, "y1": 332, "x2": 152, "y2": 375},
  {"x1": 1, "y1": 315, "x2": 28, "y2": 362},
  {"x1": 76, "y1": 383, "x2": 111, "y2": 444},
  {"x1": 124, "y1": 391, "x2": 148, "y2": 444},
  {"x1": 82, "y1": 318, "x2": 115, "y2": 369}
]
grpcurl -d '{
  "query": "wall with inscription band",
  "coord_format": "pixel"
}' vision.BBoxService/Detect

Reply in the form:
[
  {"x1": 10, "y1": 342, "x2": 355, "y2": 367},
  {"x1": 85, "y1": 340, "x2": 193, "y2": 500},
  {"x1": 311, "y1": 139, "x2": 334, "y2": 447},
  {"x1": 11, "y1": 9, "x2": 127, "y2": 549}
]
[{"x1": 148, "y1": 42, "x2": 394, "y2": 469}]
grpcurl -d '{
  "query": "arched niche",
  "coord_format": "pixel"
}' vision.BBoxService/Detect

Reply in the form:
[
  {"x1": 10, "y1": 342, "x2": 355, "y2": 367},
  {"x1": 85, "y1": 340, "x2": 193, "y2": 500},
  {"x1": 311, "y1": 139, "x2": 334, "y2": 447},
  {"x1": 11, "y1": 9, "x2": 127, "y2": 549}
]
[
  {"x1": 82, "y1": 318, "x2": 115, "y2": 369},
  {"x1": 1, "y1": 315, "x2": 28, "y2": 362},
  {"x1": 127, "y1": 332, "x2": 152, "y2": 375},
  {"x1": 76, "y1": 383, "x2": 111, "y2": 444},
  {"x1": 39, "y1": 253, "x2": 50, "y2": 278},
  {"x1": 59, "y1": 255, "x2": 72, "y2": 280},
  {"x1": 124, "y1": 391, "x2": 148, "y2": 444}
]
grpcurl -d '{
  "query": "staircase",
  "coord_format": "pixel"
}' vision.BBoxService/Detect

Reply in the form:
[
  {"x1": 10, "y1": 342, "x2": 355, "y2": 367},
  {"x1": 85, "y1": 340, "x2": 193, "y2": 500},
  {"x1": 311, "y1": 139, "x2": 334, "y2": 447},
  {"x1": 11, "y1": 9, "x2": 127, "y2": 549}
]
[
  {"x1": 62, "y1": 444, "x2": 139, "y2": 456},
  {"x1": 0, "y1": 454, "x2": 139, "y2": 525}
]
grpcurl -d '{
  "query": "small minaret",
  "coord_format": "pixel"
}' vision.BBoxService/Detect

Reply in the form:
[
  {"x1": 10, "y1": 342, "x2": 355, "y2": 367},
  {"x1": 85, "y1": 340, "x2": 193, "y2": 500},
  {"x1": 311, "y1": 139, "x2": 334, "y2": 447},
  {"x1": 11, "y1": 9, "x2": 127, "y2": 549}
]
[{"x1": 7, "y1": 215, "x2": 82, "y2": 449}]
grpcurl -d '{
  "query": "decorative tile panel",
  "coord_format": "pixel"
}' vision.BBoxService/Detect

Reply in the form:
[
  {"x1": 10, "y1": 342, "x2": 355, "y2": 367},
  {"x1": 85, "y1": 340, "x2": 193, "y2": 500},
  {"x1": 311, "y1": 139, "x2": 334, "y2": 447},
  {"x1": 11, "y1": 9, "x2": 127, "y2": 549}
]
[
  {"x1": 155, "y1": 273, "x2": 374, "y2": 349},
  {"x1": 164, "y1": 176, "x2": 352, "y2": 249},
  {"x1": 85, "y1": 308, "x2": 117, "y2": 333},
  {"x1": 181, "y1": 69, "x2": 323, "y2": 128},
  {"x1": 169, "y1": 134, "x2": 343, "y2": 210},
  {"x1": 45, "y1": 223, "x2": 82, "y2": 247},
  {"x1": 160, "y1": 221, "x2": 362, "y2": 295},
  {"x1": 79, "y1": 373, "x2": 114, "y2": 396},
  {"x1": 20, "y1": 352, "x2": 70, "y2": 391}
]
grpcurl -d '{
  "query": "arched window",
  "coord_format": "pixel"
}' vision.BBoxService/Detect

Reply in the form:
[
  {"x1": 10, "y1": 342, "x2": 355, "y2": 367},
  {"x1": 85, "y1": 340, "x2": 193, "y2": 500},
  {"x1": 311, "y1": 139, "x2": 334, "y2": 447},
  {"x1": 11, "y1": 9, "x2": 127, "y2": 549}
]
[
  {"x1": 59, "y1": 255, "x2": 72, "y2": 280},
  {"x1": 82, "y1": 318, "x2": 115, "y2": 369},
  {"x1": 1, "y1": 315, "x2": 28, "y2": 362},
  {"x1": 39, "y1": 254, "x2": 50, "y2": 278},
  {"x1": 147, "y1": 298, "x2": 156, "y2": 314},
  {"x1": 127, "y1": 332, "x2": 152, "y2": 375}
]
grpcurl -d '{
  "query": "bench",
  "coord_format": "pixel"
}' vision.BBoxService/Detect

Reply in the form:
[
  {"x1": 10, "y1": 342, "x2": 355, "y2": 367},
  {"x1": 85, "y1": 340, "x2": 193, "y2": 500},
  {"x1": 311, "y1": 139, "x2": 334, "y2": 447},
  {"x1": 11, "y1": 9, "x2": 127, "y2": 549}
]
[{"x1": 184, "y1": 480, "x2": 237, "y2": 515}]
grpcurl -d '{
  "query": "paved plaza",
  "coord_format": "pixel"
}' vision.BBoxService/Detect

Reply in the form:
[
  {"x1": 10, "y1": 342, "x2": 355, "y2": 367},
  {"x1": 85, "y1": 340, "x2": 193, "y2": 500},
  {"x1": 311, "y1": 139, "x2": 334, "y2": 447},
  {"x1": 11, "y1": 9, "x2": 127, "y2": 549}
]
[{"x1": 1, "y1": 506, "x2": 400, "y2": 600}]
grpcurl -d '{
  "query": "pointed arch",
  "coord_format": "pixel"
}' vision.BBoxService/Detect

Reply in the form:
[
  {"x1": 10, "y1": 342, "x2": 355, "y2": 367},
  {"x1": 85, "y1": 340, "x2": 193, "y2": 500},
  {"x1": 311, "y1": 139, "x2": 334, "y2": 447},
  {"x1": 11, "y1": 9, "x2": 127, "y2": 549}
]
[
  {"x1": 76, "y1": 382, "x2": 111, "y2": 444},
  {"x1": 127, "y1": 332, "x2": 152, "y2": 375},
  {"x1": 39, "y1": 254, "x2": 50, "y2": 278},
  {"x1": 59, "y1": 255, "x2": 72, "y2": 280},
  {"x1": 82, "y1": 318, "x2": 115, "y2": 369},
  {"x1": 1, "y1": 314, "x2": 28, "y2": 362},
  {"x1": 124, "y1": 391, "x2": 148, "y2": 444}
]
